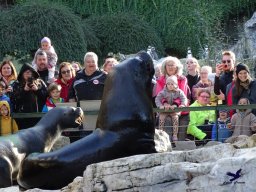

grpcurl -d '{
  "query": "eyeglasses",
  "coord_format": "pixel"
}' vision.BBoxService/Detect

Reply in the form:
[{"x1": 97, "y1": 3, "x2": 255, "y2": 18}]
[
  {"x1": 166, "y1": 64, "x2": 176, "y2": 67},
  {"x1": 222, "y1": 60, "x2": 231, "y2": 64},
  {"x1": 199, "y1": 95, "x2": 210, "y2": 99},
  {"x1": 61, "y1": 70, "x2": 71, "y2": 75}
]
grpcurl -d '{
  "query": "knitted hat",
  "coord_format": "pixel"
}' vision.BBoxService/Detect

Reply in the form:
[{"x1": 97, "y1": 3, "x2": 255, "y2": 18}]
[
  {"x1": 166, "y1": 75, "x2": 178, "y2": 88},
  {"x1": 41, "y1": 37, "x2": 51, "y2": 44},
  {"x1": 236, "y1": 63, "x2": 249, "y2": 75}
]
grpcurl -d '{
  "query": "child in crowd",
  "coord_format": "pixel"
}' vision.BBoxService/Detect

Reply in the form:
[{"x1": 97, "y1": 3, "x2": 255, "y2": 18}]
[
  {"x1": 155, "y1": 75, "x2": 187, "y2": 141},
  {"x1": 42, "y1": 83, "x2": 64, "y2": 112},
  {"x1": 32, "y1": 37, "x2": 58, "y2": 83},
  {"x1": 230, "y1": 98, "x2": 256, "y2": 137},
  {"x1": 0, "y1": 101, "x2": 18, "y2": 136},
  {"x1": 0, "y1": 81, "x2": 11, "y2": 109},
  {"x1": 212, "y1": 109, "x2": 232, "y2": 142}
]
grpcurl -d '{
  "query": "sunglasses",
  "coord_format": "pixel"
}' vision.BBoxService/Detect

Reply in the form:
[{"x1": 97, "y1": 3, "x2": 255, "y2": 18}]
[
  {"x1": 222, "y1": 60, "x2": 231, "y2": 64},
  {"x1": 61, "y1": 70, "x2": 71, "y2": 75}
]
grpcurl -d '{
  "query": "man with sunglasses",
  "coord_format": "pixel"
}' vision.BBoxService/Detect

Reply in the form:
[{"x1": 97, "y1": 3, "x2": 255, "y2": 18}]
[{"x1": 214, "y1": 51, "x2": 235, "y2": 104}]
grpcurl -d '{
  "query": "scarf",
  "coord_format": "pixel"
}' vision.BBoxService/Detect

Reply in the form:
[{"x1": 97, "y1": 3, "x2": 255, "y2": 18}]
[{"x1": 240, "y1": 78, "x2": 251, "y2": 90}]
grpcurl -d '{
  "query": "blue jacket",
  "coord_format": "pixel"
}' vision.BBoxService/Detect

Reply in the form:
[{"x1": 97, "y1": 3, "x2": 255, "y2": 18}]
[{"x1": 212, "y1": 118, "x2": 232, "y2": 142}]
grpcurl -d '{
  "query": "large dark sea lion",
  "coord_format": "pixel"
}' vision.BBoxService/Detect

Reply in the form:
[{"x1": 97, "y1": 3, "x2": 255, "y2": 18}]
[
  {"x1": 18, "y1": 51, "x2": 156, "y2": 190},
  {"x1": 0, "y1": 107, "x2": 83, "y2": 187}
]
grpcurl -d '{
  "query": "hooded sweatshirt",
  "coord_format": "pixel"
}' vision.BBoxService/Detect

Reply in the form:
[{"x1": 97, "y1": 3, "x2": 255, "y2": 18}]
[
  {"x1": 0, "y1": 100, "x2": 18, "y2": 135},
  {"x1": 231, "y1": 98, "x2": 256, "y2": 136},
  {"x1": 10, "y1": 63, "x2": 47, "y2": 113}
]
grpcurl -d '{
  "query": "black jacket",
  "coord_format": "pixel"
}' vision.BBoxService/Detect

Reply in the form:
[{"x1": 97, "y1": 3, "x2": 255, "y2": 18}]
[
  {"x1": 68, "y1": 69, "x2": 107, "y2": 101},
  {"x1": 214, "y1": 71, "x2": 233, "y2": 103},
  {"x1": 10, "y1": 64, "x2": 47, "y2": 113}
]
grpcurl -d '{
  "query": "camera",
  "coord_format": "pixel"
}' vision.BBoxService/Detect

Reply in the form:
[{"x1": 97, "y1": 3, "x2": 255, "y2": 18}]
[
  {"x1": 27, "y1": 77, "x2": 35, "y2": 88},
  {"x1": 222, "y1": 64, "x2": 229, "y2": 70}
]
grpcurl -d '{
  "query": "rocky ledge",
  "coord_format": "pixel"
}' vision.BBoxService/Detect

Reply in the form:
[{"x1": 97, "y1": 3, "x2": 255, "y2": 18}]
[{"x1": 3, "y1": 133, "x2": 256, "y2": 192}]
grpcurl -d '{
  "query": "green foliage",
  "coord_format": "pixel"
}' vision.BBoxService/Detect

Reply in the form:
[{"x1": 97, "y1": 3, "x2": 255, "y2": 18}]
[
  {"x1": 81, "y1": 22, "x2": 101, "y2": 54},
  {"x1": 45, "y1": 0, "x2": 256, "y2": 58},
  {"x1": 3, "y1": 0, "x2": 256, "y2": 59},
  {"x1": 84, "y1": 13, "x2": 164, "y2": 58},
  {"x1": 0, "y1": 0, "x2": 86, "y2": 63}
]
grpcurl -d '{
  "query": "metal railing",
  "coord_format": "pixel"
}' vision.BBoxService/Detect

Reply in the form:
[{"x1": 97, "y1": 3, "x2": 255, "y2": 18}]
[{"x1": 9, "y1": 104, "x2": 256, "y2": 143}]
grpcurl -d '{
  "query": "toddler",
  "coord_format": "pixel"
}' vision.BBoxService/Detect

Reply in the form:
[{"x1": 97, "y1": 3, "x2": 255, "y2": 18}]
[
  {"x1": 42, "y1": 83, "x2": 64, "y2": 112},
  {"x1": 0, "y1": 81, "x2": 11, "y2": 109},
  {"x1": 211, "y1": 109, "x2": 232, "y2": 142},
  {"x1": 0, "y1": 101, "x2": 18, "y2": 136},
  {"x1": 155, "y1": 75, "x2": 187, "y2": 141},
  {"x1": 230, "y1": 98, "x2": 256, "y2": 136},
  {"x1": 32, "y1": 37, "x2": 58, "y2": 83}
]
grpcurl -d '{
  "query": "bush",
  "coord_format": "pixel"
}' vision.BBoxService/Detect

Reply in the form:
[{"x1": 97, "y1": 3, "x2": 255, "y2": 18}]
[
  {"x1": 84, "y1": 13, "x2": 164, "y2": 59},
  {"x1": 44, "y1": 0, "x2": 256, "y2": 58},
  {"x1": 81, "y1": 22, "x2": 101, "y2": 55},
  {"x1": 0, "y1": 0, "x2": 86, "y2": 63}
]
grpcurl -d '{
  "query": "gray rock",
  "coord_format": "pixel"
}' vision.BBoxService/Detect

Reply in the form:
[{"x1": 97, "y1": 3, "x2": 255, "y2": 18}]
[
  {"x1": 154, "y1": 129, "x2": 172, "y2": 152},
  {"x1": 80, "y1": 144, "x2": 256, "y2": 192},
  {"x1": 51, "y1": 136, "x2": 70, "y2": 151},
  {"x1": 174, "y1": 140, "x2": 196, "y2": 151},
  {"x1": 61, "y1": 177, "x2": 83, "y2": 192},
  {"x1": 0, "y1": 186, "x2": 19, "y2": 192}
]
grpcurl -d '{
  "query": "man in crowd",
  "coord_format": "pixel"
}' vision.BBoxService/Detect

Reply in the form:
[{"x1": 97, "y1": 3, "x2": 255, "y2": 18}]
[
  {"x1": 34, "y1": 50, "x2": 49, "y2": 84},
  {"x1": 214, "y1": 51, "x2": 236, "y2": 104}
]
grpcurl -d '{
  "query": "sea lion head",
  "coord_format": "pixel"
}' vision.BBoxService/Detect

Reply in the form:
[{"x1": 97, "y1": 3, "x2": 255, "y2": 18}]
[
  {"x1": 41, "y1": 107, "x2": 84, "y2": 130},
  {"x1": 97, "y1": 51, "x2": 155, "y2": 131}
]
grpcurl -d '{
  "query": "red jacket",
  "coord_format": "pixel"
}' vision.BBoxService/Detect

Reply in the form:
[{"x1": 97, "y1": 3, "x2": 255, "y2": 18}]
[{"x1": 55, "y1": 78, "x2": 74, "y2": 102}]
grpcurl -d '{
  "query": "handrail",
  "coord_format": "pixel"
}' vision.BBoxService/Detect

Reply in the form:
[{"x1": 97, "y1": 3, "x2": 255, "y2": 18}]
[
  {"x1": 154, "y1": 104, "x2": 256, "y2": 112},
  {"x1": 10, "y1": 104, "x2": 256, "y2": 118}
]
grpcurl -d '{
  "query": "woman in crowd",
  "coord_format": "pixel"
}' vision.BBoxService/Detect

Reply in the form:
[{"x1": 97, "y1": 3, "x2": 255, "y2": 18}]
[
  {"x1": 0, "y1": 60, "x2": 18, "y2": 94},
  {"x1": 186, "y1": 57, "x2": 200, "y2": 104},
  {"x1": 101, "y1": 56, "x2": 118, "y2": 74},
  {"x1": 192, "y1": 66, "x2": 219, "y2": 106},
  {"x1": 225, "y1": 68, "x2": 237, "y2": 118},
  {"x1": 154, "y1": 64, "x2": 162, "y2": 80},
  {"x1": 232, "y1": 63, "x2": 256, "y2": 115},
  {"x1": 154, "y1": 56, "x2": 190, "y2": 140},
  {"x1": 55, "y1": 62, "x2": 76, "y2": 102},
  {"x1": 187, "y1": 89, "x2": 215, "y2": 142},
  {"x1": 68, "y1": 52, "x2": 107, "y2": 102},
  {"x1": 10, "y1": 63, "x2": 47, "y2": 129}
]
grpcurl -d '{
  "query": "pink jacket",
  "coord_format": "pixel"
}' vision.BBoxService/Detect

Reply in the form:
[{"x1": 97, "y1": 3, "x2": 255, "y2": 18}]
[{"x1": 155, "y1": 75, "x2": 190, "y2": 115}]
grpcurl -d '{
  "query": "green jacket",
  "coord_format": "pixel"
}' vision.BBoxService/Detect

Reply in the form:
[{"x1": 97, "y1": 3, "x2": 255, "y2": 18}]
[{"x1": 187, "y1": 100, "x2": 216, "y2": 140}]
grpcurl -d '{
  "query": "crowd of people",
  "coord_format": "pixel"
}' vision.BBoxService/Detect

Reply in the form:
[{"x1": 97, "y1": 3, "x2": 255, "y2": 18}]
[
  {"x1": 0, "y1": 37, "x2": 118, "y2": 134},
  {"x1": 0, "y1": 36, "x2": 255, "y2": 145},
  {"x1": 154, "y1": 50, "x2": 256, "y2": 144}
]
